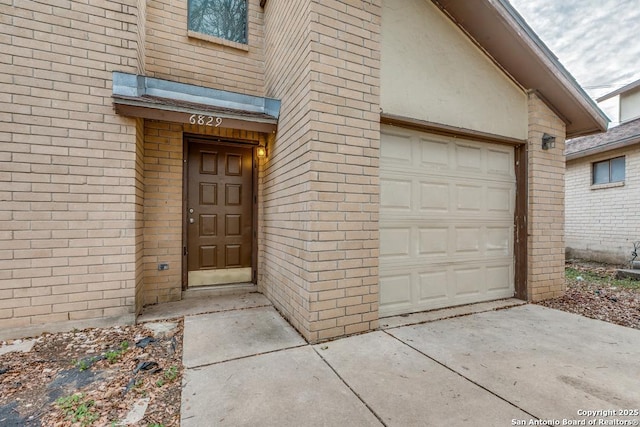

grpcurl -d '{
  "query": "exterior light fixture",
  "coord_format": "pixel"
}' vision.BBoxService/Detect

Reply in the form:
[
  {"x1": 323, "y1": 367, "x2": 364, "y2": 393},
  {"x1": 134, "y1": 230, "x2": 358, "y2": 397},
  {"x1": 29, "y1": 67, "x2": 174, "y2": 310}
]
[
  {"x1": 256, "y1": 146, "x2": 267, "y2": 158},
  {"x1": 542, "y1": 133, "x2": 556, "y2": 150}
]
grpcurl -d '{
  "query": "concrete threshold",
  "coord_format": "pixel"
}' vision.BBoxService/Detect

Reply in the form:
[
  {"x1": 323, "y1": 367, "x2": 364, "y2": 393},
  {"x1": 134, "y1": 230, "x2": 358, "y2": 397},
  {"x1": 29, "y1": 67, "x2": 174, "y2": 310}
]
[
  {"x1": 137, "y1": 291, "x2": 270, "y2": 323},
  {"x1": 379, "y1": 298, "x2": 526, "y2": 329},
  {"x1": 182, "y1": 283, "x2": 258, "y2": 298}
]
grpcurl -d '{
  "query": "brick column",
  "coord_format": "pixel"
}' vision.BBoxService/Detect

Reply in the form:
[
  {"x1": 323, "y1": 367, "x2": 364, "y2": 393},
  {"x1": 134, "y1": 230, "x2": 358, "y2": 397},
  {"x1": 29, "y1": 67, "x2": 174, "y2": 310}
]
[
  {"x1": 526, "y1": 92, "x2": 566, "y2": 301},
  {"x1": 263, "y1": 0, "x2": 381, "y2": 342},
  {"x1": 303, "y1": 1, "x2": 381, "y2": 341}
]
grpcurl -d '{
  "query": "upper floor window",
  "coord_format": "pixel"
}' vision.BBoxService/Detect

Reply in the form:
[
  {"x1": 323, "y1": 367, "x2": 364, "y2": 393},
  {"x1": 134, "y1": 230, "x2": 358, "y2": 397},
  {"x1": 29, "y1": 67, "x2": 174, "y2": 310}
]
[
  {"x1": 592, "y1": 156, "x2": 625, "y2": 185},
  {"x1": 188, "y1": 0, "x2": 248, "y2": 44}
]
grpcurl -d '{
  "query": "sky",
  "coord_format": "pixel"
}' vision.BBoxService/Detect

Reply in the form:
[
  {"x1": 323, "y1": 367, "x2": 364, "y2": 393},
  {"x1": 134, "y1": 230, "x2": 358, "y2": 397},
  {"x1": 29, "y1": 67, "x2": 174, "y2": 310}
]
[{"x1": 509, "y1": 0, "x2": 640, "y2": 124}]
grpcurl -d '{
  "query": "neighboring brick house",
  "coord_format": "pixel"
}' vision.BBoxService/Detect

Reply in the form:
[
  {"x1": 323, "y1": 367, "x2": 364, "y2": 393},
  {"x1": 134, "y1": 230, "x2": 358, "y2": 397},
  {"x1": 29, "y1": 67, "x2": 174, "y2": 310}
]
[
  {"x1": 1, "y1": 0, "x2": 607, "y2": 342},
  {"x1": 566, "y1": 79, "x2": 640, "y2": 264}
]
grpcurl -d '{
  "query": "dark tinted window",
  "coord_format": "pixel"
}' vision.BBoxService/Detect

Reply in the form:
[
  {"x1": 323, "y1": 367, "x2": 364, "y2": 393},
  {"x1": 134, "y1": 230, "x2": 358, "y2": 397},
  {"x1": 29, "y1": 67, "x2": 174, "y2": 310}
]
[{"x1": 188, "y1": 0, "x2": 247, "y2": 44}]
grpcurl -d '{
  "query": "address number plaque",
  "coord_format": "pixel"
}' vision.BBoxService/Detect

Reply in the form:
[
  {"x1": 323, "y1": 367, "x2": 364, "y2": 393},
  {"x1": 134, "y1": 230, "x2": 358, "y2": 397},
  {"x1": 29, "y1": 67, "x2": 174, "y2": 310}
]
[{"x1": 188, "y1": 114, "x2": 223, "y2": 127}]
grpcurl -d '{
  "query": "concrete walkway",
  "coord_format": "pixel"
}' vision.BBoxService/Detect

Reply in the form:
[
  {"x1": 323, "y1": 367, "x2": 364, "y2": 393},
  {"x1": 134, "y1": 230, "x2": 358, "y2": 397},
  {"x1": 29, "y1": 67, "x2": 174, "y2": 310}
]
[{"x1": 171, "y1": 294, "x2": 640, "y2": 426}]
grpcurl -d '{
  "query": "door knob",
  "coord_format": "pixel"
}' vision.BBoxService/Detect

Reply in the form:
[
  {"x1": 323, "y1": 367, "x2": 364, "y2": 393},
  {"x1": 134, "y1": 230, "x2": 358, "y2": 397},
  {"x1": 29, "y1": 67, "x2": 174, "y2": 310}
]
[{"x1": 189, "y1": 218, "x2": 195, "y2": 224}]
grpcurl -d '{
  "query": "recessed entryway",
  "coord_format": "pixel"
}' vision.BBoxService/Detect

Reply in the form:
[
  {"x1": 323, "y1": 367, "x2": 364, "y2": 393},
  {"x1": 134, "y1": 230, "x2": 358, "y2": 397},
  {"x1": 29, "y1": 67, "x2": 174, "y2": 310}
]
[{"x1": 185, "y1": 136, "x2": 255, "y2": 288}]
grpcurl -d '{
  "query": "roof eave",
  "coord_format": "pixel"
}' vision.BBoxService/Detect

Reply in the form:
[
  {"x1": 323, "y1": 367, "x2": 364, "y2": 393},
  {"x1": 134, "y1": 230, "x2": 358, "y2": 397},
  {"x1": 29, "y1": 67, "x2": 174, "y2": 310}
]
[
  {"x1": 596, "y1": 78, "x2": 640, "y2": 102},
  {"x1": 567, "y1": 135, "x2": 640, "y2": 161}
]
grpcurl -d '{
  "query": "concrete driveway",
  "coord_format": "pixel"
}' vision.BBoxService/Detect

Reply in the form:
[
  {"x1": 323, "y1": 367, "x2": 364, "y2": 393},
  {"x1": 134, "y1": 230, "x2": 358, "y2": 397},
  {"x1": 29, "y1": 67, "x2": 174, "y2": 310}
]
[{"x1": 177, "y1": 295, "x2": 640, "y2": 426}]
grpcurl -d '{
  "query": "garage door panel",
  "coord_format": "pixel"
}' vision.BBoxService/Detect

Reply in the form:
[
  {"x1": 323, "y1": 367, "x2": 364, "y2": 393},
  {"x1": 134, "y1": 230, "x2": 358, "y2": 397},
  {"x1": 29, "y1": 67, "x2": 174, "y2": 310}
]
[
  {"x1": 384, "y1": 166, "x2": 513, "y2": 184},
  {"x1": 486, "y1": 227, "x2": 512, "y2": 256},
  {"x1": 454, "y1": 227, "x2": 482, "y2": 254},
  {"x1": 419, "y1": 181, "x2": 450, "y2": 212},
  {"x1": 487, "y1": 185, "x2": 514, "y2": 214},
  {"x1": 380, "y1": 255, "x2": 513, "y2": 271},
  {"x1": 380, "y1": 126, "x2": 515, "y2": 317},
  {"x1": 381, "y1": 132, "x2": 413, "y2": 163},
  {"x1": 487, "y1": 148, "x2": 514, "y2": 177},
  {"x1": 453, "y1": 267, "x2": 483, "y2": 296},
  {"x1": 455, "y1": 184, "x2": 483, "y2": 212},
  {"x1": 419, "y1": 138, "x2": 450, "y2": 168},
  {"x1": 418, "y1": 227, "x2": 449, "y2": 256},
  {"x1": 380, "y1": 178, "x2": 412, "y2": 210},
  {"x1": 379, "y1": 264, "x2": 514, "y2": 317},
  {"x1": 486, "y1": 265, "x2": 513, "y2": 291},
  {"x1": 455, "y1": 143, "x2": 483, "y2": 171},
  {"x1": 380, "y1": 227, "x2": 411, "y2": 257},
  {"x1": 379, "y1": 274, "x2": 412, "y2": 307},
  {"x1": 418, "y1": 271, "x2": 449, "y2": 302}
]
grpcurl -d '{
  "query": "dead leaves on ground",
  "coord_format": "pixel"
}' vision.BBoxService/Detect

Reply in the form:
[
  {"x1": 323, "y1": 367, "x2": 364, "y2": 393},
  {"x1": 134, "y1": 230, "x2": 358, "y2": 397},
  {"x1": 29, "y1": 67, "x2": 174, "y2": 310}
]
[
  {"x1": 0, "y1": 320, "x2": 183, "y2": 426},
  {"x1": 538, "y1": 262, "x2": 640, "y2": 329}
]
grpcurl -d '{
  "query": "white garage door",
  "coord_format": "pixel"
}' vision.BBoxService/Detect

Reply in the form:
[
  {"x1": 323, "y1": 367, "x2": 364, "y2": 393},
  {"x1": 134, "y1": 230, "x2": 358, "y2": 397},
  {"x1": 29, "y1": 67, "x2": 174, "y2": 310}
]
[{"x1": 379, "y1": 126, "x2": 516, "y2": 317}]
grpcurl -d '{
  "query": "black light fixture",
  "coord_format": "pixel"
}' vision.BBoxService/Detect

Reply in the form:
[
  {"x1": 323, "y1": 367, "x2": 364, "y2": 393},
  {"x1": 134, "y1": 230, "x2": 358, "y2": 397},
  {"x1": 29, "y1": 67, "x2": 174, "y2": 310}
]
[{"x1": 542, "y1": 133, "x2": 556, "y2": 150}]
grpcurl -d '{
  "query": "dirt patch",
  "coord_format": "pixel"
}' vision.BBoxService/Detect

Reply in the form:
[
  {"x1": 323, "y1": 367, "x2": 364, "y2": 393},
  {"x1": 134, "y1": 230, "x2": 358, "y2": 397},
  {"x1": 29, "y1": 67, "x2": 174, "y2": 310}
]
[
  {"x1": 0, "y1": 320, "x2": 183, "y2": 426},
  {"x1": 538, "y1": 261, "x2": 640, "y2": 329}
]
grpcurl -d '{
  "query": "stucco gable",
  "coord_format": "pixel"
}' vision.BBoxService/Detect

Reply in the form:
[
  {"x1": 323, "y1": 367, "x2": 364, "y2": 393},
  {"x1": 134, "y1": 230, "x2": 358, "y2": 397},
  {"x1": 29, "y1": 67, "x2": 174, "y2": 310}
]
[
  {"x1": 433, "y1": 0, "x2": 608, "y2": 138},
  {"x1": 381, "y1": 0, "x2": 528, "y2": 140}
]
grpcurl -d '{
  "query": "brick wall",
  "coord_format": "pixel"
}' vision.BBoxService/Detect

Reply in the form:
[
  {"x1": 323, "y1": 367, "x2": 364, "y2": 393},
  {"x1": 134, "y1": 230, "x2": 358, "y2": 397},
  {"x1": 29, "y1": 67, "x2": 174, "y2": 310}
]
[
  {"x1": 566, "y1": 146, "x2": 640, "y2": 264},
  {"x1": 526, "y1": 92, "x2": 567, "y2": 301},
  {"x1": 0, "y1": 0, "x2": 143, "y2": 338},
  {"x1": 262, "y1": 0, "x2": 381, "y2": 342},
  {"x1": 135, "y1": 118, "x2": 145, "y2": 314},
  {"x1": 141, "y1": 121, "x2": 183, "y2": 306},
  {"x1": 145, "y1": 0, "x2": 265, "y2": 96},
  {"x1": 260, "y1": 0, "x2": 315, "y2": 340},
  {"x1": 136, "y1": 0, "x2": 147, "y2": 75}
]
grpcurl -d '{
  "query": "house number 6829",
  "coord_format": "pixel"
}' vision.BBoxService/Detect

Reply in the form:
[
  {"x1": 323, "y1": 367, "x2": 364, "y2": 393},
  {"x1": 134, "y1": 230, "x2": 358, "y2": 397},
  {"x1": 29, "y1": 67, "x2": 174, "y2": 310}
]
[{"x1": 189, "y1": 114, "x2": 223, "y2": 127}]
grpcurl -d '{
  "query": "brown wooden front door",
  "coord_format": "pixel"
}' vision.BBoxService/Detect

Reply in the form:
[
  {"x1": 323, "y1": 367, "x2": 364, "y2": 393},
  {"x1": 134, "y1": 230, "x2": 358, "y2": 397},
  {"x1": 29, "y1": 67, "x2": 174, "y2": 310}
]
[{"x1": 186, "y1": 139, "x2": 253, "y2": 286}]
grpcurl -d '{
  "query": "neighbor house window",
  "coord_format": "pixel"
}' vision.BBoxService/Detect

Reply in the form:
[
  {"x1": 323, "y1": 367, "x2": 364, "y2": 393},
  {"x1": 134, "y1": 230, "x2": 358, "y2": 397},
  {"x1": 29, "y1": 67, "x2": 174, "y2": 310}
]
[
  {"x1": 188, "y1": 0, "x2": 247, "y2": 44},
  {"x1": 592, "y1": 156, "x2": 625, "y2": 184}
]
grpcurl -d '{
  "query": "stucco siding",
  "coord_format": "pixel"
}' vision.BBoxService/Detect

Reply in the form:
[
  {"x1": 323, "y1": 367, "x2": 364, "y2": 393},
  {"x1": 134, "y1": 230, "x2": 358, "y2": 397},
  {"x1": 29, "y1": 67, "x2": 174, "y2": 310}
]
[
  {"x1": 620, "y1": 88, "x2": 640, "y2": 123},
  {"x1": 380, "y1": 0, "x2": 527, "y2": 140},
  {"x1": 566, "y1": 146, "x2": 640, "y2": 264}
]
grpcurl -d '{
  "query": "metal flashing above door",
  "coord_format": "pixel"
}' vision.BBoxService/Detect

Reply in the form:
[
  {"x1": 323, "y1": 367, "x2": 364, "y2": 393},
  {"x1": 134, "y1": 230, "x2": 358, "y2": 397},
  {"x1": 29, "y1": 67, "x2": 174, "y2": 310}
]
[{"x1": 112, "y1": 72, "x2": 280, "y2": 133}]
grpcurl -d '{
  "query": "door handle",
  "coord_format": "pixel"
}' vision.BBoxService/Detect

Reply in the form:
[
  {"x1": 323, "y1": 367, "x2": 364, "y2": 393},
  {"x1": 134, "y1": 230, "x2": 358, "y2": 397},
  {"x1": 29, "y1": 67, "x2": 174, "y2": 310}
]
[{"x1": 189, "y1": 218, "x2": 195, "y2": 224}]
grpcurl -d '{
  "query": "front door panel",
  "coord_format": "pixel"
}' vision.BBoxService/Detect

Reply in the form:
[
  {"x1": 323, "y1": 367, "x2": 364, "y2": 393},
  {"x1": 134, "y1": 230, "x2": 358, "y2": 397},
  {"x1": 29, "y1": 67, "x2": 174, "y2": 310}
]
[{"x1": 187, "y1": 141, "x2": 253, "y2": 286}]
